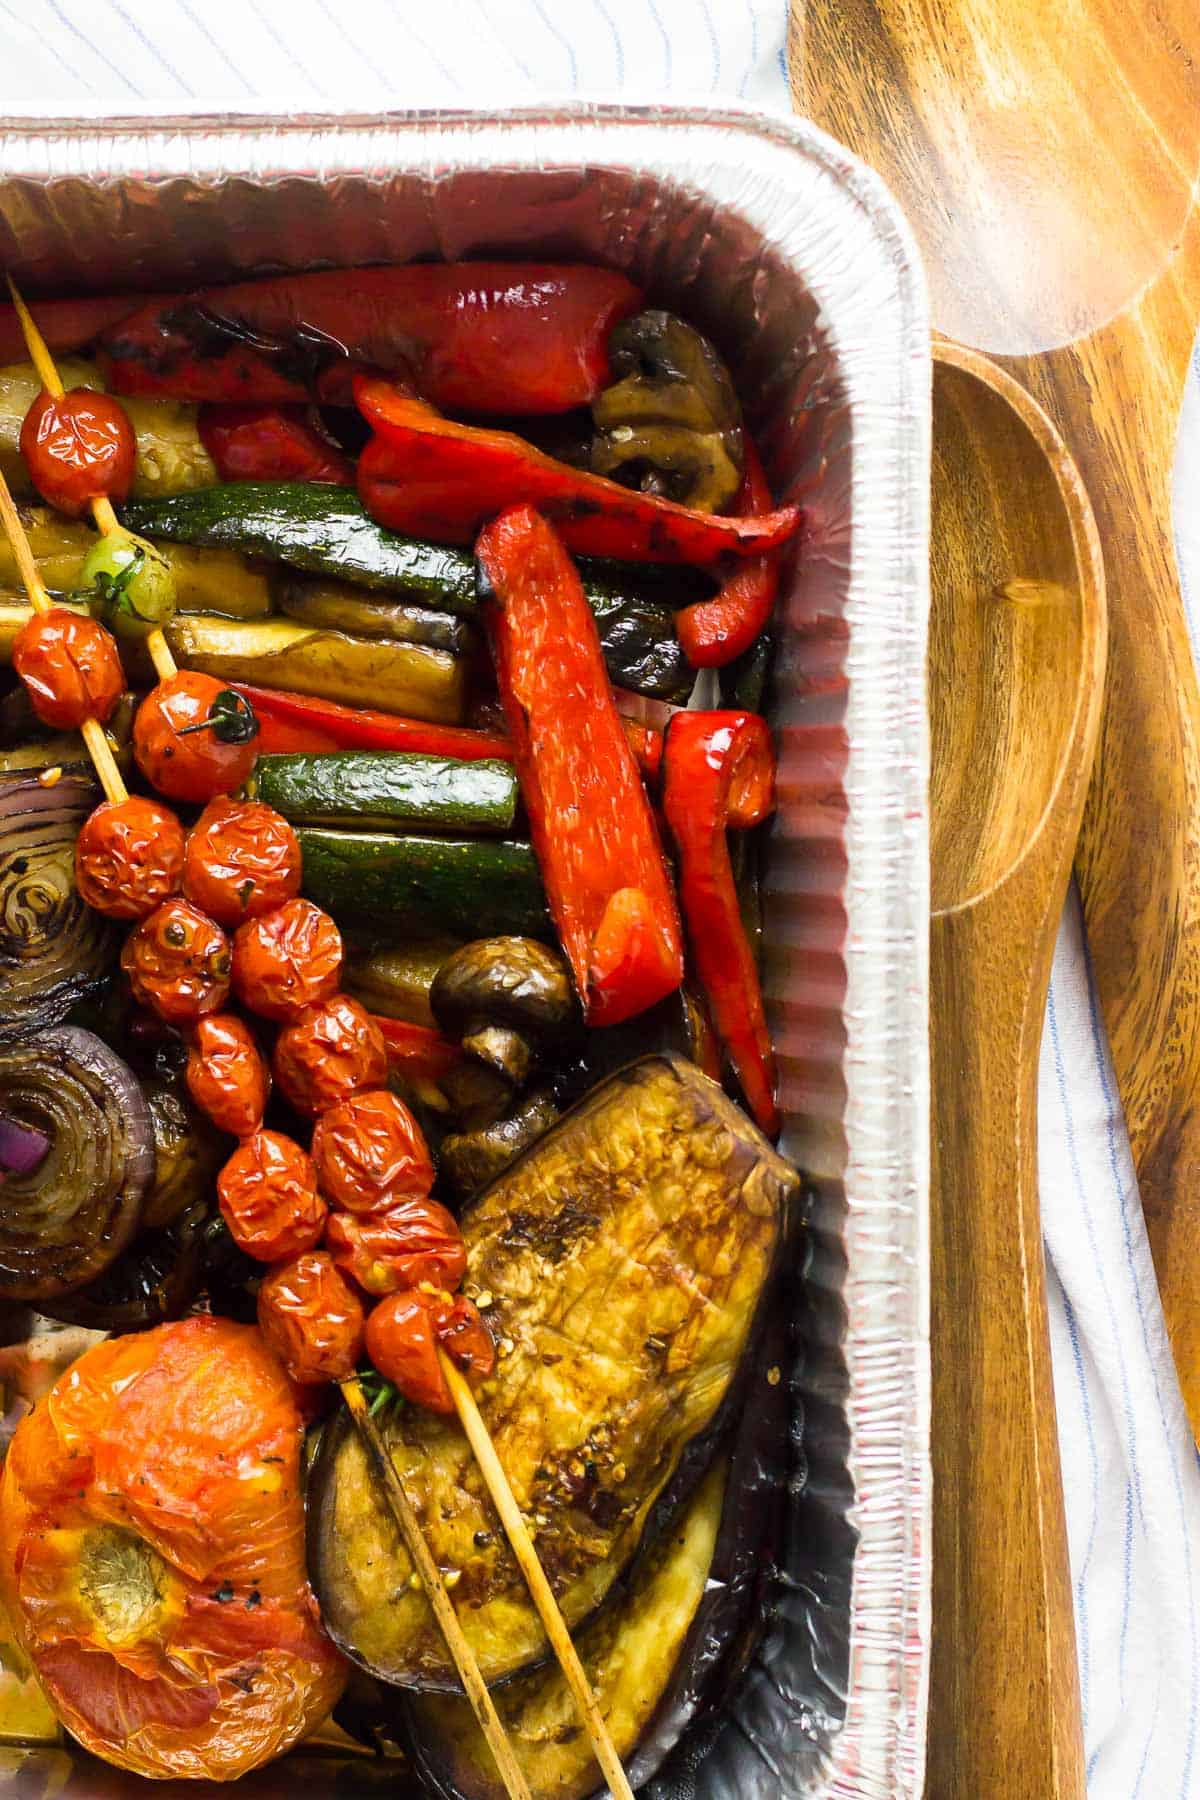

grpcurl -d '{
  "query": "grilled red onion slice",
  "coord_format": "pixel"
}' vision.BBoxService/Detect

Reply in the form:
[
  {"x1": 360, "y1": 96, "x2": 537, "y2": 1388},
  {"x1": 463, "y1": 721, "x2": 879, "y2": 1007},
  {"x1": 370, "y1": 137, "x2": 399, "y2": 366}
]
[
  {"x1": 0, "y1": 1027, "x2": 154, "y2": 1299},
  {"x1": 0, "y1": 770, "x2": 117, "y2": 1041}
]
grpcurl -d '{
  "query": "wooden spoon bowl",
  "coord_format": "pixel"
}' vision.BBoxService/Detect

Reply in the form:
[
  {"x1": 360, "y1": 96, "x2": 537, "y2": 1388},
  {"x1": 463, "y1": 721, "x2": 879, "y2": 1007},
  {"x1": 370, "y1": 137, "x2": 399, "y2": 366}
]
[
  {"x1": 931, "y1": 349, "x2": 1095, "y2": 909},
  {"x1": 929, "y1": 341, "x2": 1105, "y2": 1798}
]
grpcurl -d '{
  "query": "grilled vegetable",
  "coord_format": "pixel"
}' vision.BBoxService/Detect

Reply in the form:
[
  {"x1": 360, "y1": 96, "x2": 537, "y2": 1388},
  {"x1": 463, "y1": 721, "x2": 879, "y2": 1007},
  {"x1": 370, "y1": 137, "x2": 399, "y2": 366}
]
[
  {"x1": 123, "y1": 486, "x2": 694, "y2": 698},
  {"x1": 308, "y1": 1055, "x2": 793, "y2": 1690},
  {"x1": 0, "y1": 506, "x2": 270, "y2": 618},
  {"x1": 0, "y1": 358, "x2": 101, "y2": 493},
  {"x1": 438, "y1": 1083, "x2": 561, "y2": 1198},
  {"x1": 592, "y1": 311, "x2": 744, "y2": 513},
  {"x1": 34, "y1": 1194, "x2": 209, "y2": 1332},
  {"x1": 406, "y1": 1314, "x2": 789, "y2": 1800},
  {"x1": 165, "y1": 615, "x2": 466, "y2": 724},
  {"x1": 96, "y1": 263, "x2": 642, "y2": 413},
  {"x1": 140, "y1": 1077, "x2": 225, "y2": 1231},
  {"x1": 276, "y1": 577, "x2": 476, "y2": 655},
  {"x1": 0, "y1": 769, "x2": 116, "y2": 1039},
  {"x1": 0, "y1": 1026, "x2": 154, "y2": 1299},
  {"x1": 298, "y1": 828, "x2": 549, "y2": 941},
  {"x1": 124, "y1": 483, "x2": 480, "y2": 607},
  {"x1": 430, "y1": 937, "x2": 576, "y2": 1087},
  {"x1": 343, "y1": 938, "x2": 461, "y2": 1028},
  {"x1": 355, "y1": 378, "x2": 800, "y2": 565},
  {"x1": 0, "y1": 359, "x2": 216, "y2": 499},
  {"x1": 0, "y1": 595, "x2": 88, "y2": 659},
  {"x1": 250, "y1": 751, "x2": 518, "y2": 835}
]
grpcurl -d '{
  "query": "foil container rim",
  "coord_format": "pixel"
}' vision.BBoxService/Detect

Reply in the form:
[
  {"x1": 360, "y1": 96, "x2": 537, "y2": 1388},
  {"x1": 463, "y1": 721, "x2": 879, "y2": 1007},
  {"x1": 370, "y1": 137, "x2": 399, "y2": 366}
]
[{"x1": 0, "y1": 102, "x2": 933, "y2": 1800}]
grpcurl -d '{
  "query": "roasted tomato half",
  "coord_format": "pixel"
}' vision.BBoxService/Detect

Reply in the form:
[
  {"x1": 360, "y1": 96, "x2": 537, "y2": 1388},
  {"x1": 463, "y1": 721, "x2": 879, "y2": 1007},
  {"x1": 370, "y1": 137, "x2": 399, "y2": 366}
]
[{"x1": 0, "y1": 1316, "x2": 345, "y2": 1780}]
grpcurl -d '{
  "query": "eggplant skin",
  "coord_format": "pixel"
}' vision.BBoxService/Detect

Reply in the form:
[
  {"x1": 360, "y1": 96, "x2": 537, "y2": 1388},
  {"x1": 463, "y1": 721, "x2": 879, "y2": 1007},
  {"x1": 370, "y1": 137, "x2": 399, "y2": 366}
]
[
  {"x1": 404, "y1": 1316, "x2": 792, "y2": 1800},
  {"x1": 309, "y1": 1054, "x2": 796, "y2": 1693}
]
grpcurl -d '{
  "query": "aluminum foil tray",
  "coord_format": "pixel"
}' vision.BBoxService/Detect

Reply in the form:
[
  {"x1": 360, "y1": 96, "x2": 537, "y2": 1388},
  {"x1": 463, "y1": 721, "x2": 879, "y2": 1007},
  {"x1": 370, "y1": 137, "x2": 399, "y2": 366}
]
[{"x1": 0, "y1": 104, "x2": 931, "y2": 1799}]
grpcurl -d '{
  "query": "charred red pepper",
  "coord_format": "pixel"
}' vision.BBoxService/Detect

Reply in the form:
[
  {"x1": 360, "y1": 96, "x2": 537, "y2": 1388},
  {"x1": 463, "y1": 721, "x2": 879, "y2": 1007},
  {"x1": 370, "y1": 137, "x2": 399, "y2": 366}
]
[
  {"x1": 662, "y1": 709, "x2": 779, "y2": 1136},
  {"x1": 478, "y1": 504, "x2": 683, "y2": 1027},
  {"x1": 676, "y1": 441, "x2": 786, "y2": 666},
  {"x1": 199, "y1": 404, "x2": 353, "y2": 486},
  {"x1": 356, "y1": 379, "x2": 802, "y2": 567},
  {"x1": 227, "y1": 683, "x2": 513, "y2": 762},
  {"x1": 96, "y1": 264, "x2": 642, "y2": 413},
  {"x1": 0, "y1": 291, "x2": 157, "y2": 365},
  {"x1": 621, "y1": 718, "x2": 663, "y2": 786}
]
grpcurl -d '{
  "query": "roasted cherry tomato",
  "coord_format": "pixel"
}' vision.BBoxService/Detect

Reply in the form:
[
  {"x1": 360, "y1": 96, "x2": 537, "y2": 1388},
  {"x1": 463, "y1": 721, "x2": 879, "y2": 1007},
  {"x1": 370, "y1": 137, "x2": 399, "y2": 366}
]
[
  {"x1": 133, "y1": 671, "x2": 259, "y2": 804},
  {"x1": 365, "y1": 1289, "x2": 494, "y2": 1414},
  {"x1": 257, "y1": 1250, "x2": 364, "y2": 1386},
  {"x1": 326, "y1": 1196, "x2": 466, "y2": 1297},
  {"x1": 121, "y1": 896, "x2": 231, "y2": 1024},
  {"x1": 438, "y1": 1292, "x2": 498, "y2": 1383},
  {"x1": 217, "y1": 1127, "x2": 325, "y2": 1261},
  {"x1": 74, "y1": 795, "x2": 185, "y2": 920},
  {"x1": 19, "y1": 386, "x2": 136, "y2": 515},
  {"x1": 272, "y1": 992, "x2": 388, "y2": 1118},
  {"x1": 183, "y1": 796, "x2": 301, "y2": 925},
  {"x1": 231, "y1": 897, "x2": 342, "y2": 1022},
  {"x1": 187, "y1": 1012, "x2": 271, "y2": 1138},
  {"x1": 310, "y1": 1088, "x2": 434, "y2": 1213},
  {"x1": 12, "y1": 606, "x2": 123, "y2": 730}
]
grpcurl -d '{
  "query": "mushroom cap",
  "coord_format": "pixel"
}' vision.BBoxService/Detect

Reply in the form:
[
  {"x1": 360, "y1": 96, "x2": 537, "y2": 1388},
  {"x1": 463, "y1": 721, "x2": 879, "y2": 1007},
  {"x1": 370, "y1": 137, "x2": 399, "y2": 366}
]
[{"x1": 430, "y1": 937, "x2": 576, "y2": 1038}]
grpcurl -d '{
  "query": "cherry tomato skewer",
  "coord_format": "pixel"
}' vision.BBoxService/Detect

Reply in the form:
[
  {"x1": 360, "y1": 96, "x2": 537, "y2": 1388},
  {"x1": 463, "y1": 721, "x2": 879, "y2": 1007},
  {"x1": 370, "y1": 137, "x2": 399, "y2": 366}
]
[
  {"x1": 0, "y1": 461, "x2": 125, "y2": 803},
  {"x1": 7, "y1": 277, "x2": 177, "y2": 684}
]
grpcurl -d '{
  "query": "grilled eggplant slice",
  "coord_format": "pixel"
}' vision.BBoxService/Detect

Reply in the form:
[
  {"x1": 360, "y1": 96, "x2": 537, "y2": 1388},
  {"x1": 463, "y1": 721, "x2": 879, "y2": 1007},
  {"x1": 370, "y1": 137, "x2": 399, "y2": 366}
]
[{"x1": 309, "y1": 1054, "x2": 794, "y2": 1691}]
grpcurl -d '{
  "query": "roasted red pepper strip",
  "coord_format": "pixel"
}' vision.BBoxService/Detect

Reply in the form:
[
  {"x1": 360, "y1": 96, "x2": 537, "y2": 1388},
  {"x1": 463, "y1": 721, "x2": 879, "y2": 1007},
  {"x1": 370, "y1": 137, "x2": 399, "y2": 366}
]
[
  {"x1": 97, "y1": 264, "x2": 642, "y2": 413},
  {"x1": 478, "y1": 504, "x2": 683, "y2": 1027},
  {"x1": 356, "y1": 379, "x2": 802, "y2": 567},
  {"x1": 227, "y1": 683, "x2": 513, "y2": 762},
  {"x1": 662, "y1": 710, "x2": 779, "y2": 1136},
  {"x1": 199, "y1": 404, "x2": 354, "y2": 486},
  {"x1": 0, "y1": 292, "x2": 159, "y2": 365},
  {"x1": 676, "y1": 441, "x2": 784, "y2": 666},
  {"x1": 373, "y1": 1015, "x2": 465, "y2": 1084}
]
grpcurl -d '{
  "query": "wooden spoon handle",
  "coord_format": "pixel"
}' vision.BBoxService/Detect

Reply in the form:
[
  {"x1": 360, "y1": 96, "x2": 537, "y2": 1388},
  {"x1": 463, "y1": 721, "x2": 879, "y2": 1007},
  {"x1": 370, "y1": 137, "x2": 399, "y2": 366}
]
[
  {"x1": 929, "y1": 896, "x2": 1085, "y2": 1799},
  {"x1": 1009, "y1": 238, "x2": 1200, "y2": 1429}
]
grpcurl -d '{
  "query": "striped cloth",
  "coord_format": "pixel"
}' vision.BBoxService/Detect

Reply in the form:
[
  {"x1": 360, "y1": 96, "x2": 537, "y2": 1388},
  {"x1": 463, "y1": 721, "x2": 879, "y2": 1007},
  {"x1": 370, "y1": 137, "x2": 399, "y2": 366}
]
[{"x1": 2, "y1": 4, "x2": 1198, "y2": 1793}]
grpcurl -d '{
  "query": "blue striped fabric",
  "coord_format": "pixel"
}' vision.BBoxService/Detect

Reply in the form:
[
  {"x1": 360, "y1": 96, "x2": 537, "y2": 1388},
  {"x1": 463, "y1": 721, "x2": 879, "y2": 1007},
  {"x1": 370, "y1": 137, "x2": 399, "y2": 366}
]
[{"x1": 1, "y1": 3, "x2": 1197, "y2": 1792}]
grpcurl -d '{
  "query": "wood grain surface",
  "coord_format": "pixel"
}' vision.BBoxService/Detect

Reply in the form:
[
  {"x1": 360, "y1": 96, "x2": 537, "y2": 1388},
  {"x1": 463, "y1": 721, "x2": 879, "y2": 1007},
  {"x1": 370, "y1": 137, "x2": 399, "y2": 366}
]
[
  {"x1": 925, "y1": 345, "x2": 1104, "y2": 1798},
  {"x1": 789, "y1": 0, "x2": 1200, "y2": 1545}
]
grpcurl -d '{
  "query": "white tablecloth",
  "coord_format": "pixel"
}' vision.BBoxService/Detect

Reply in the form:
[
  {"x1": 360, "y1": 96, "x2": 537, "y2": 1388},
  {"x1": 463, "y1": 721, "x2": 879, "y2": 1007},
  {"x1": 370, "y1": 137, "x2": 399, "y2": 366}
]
[{"x1": 3, "y1": 3, "x2": 1198, "y2": 1793}]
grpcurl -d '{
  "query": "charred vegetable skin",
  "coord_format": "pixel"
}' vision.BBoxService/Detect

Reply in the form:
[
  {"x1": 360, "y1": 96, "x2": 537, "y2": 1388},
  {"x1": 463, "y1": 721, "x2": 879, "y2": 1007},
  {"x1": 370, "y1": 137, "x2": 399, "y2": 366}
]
[
  {"x1": 592, "y1": 310, "x2": 744, "y2": 513},
  {"x1": 357, "y1": 379, "x2": 801, "y2": 565},
  {"x1": 94, "y1": 263, "x2": 642, "y2": 413},
  {"x1": 0, "y1": 1027, "x2": 154, "y2": 1299},
  {"x1": 309, "y1": 1055, "x2": 793, "y2": 1691},
  {"x1": 0, "y1": 770, "x2": 117, "y2": 1039}
]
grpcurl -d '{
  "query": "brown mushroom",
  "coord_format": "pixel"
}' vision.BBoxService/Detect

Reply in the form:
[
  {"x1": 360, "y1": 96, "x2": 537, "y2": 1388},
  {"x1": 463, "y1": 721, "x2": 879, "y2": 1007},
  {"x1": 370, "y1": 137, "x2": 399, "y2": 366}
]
[
  {"x1": 439, "y1": 1085, "x2": 561, "y2": 1199},
  {"x1": 592, "y1": 310, "x2": 745, "y2": 512},
  {"x1": 430, "y1": 937, "x2": 576, "y2": 1091}
]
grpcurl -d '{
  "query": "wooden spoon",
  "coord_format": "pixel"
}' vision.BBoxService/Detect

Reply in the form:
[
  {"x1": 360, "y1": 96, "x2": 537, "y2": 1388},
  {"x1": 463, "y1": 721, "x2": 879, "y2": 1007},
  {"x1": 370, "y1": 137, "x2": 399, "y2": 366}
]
[
  {"x1": 789, "y1": 2, "x2": 1200, "y2": 1432},
  {"x1": 927, "y1": 342, "x2": 1105, "y2": 1797}
]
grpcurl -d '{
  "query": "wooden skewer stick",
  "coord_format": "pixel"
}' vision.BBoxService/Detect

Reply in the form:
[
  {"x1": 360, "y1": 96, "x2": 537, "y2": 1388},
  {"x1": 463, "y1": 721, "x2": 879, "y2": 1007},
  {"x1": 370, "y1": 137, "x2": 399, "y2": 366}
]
[
  {"x1": 340, "y1": 1376, "x2": 533, "y2": 1800},
  {"x1": 438, "y1": 1350, "x2": 636, "y2": 1800},
  {"x1": 6, "y1": 277, "x2": 176, "y2": 684},
  {"x1": 0, "y1": 463, "x2": 126, "y2": 805}
]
